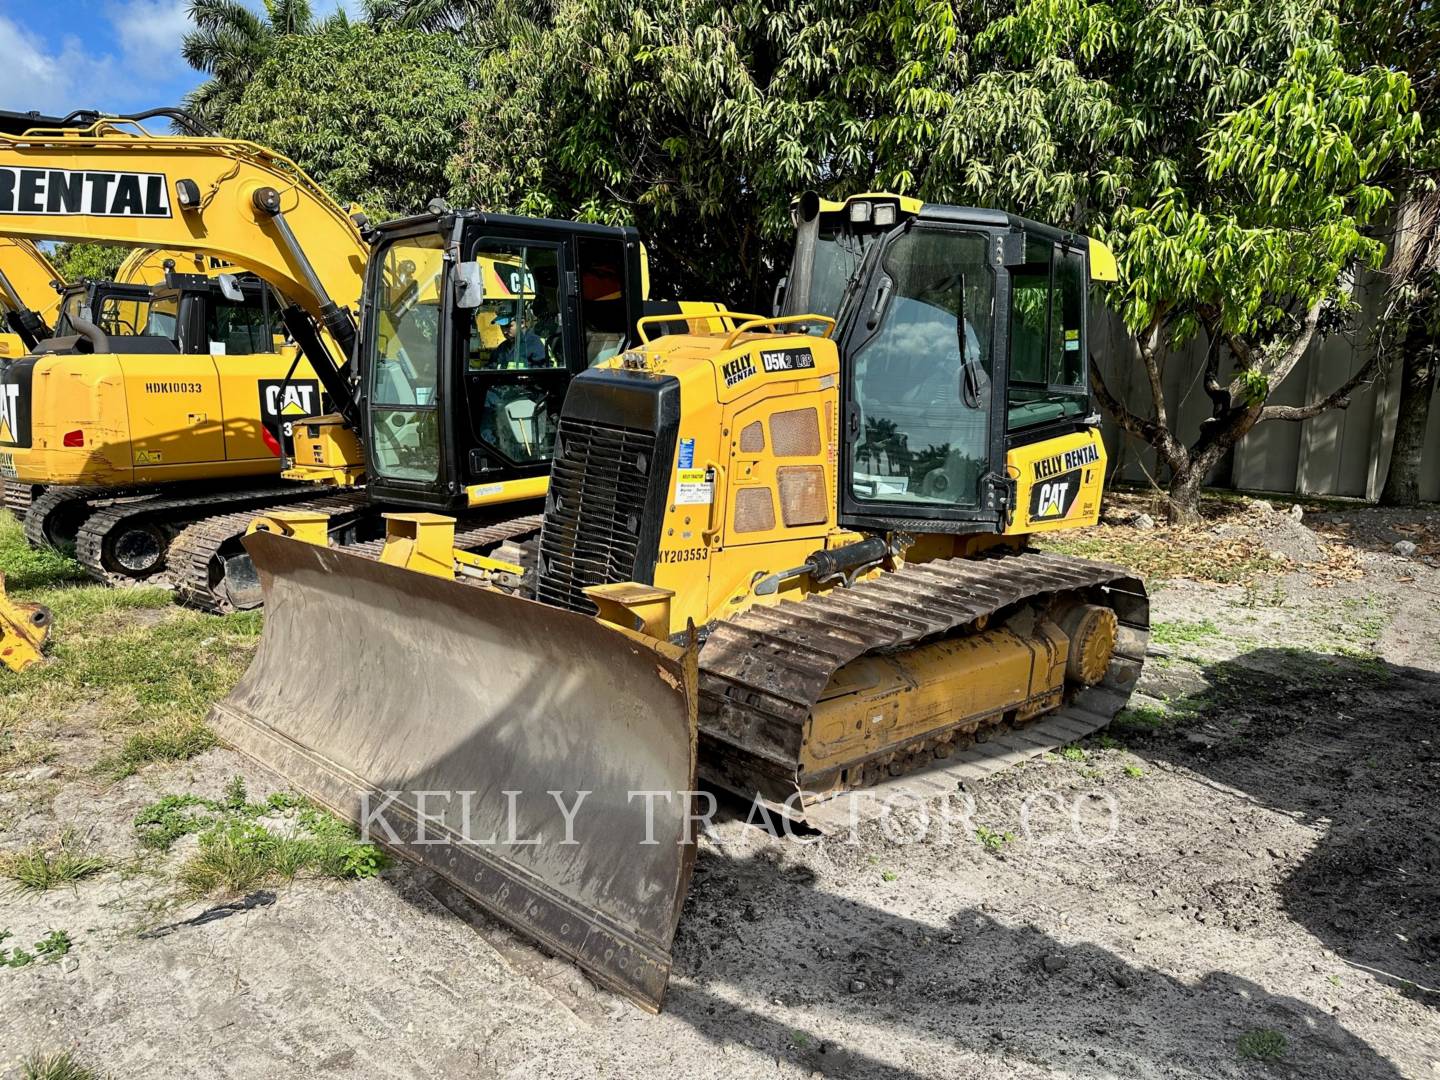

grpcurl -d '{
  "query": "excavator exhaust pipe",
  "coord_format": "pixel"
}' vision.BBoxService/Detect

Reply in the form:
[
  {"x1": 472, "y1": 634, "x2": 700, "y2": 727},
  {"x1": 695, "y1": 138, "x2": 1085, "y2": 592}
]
[{"x1": 209, "y1": 531, "x2": 700, "y2": 1011}]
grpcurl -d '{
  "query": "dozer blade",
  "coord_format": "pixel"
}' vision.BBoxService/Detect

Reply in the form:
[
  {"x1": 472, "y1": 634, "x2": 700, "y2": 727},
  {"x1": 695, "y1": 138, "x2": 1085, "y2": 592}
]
[
  {"x1": 209, "y1": 531, "x2": 699, "y2": 1012},
  {"x1": 0, "y1": 572, "x2": 51, "y2": 673}
]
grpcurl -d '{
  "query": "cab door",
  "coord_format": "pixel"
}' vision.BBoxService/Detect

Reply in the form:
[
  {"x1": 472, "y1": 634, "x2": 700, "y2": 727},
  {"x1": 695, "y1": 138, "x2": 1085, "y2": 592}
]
[
  {"x1": 838, "y1": 223, "x2": 1007, "y2": 531},
  {"x1": 458, "y1": 234, "x2": 577, "y2": 479}
]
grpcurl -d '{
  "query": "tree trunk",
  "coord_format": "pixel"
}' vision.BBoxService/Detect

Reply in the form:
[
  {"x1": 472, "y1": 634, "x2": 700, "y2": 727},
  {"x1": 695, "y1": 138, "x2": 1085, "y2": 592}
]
[
  {"x1": 1379, "y1": 320, "x2": 1436, "y2": 506},
  {"x1": 1166, "y1": 465, "x2": 1208, "y2": 525}
]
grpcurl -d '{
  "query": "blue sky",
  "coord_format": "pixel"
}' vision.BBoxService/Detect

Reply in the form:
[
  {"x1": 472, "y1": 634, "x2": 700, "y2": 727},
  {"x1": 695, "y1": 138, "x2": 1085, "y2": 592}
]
[{"x1": 0, "y1": 0, "x2": 361, "y2": 117}]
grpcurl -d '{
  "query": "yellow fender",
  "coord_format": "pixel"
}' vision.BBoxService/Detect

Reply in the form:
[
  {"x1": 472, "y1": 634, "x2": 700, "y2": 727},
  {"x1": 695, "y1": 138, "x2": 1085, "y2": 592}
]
[{"x1": 0, "y1": 573, "x2": 51, "y2": 673}]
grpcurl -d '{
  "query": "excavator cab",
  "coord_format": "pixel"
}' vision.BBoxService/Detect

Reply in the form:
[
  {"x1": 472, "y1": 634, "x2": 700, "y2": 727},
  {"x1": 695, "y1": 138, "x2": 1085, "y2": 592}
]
[{"x1": 359, "y1": 211, "x2": 647, "y2": 513}]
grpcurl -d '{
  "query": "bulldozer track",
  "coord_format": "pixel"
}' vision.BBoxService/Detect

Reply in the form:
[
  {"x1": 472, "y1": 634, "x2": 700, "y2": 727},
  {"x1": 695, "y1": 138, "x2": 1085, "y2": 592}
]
[
  {"x1": 169, "y1": 490, "x2": 372, "y2": 613},
  {"x1": 74, "y1": 485, "x2": 336, "y2": 591},
  {"x1": 695, "y1": 548, "x2": 1149, "y2": 826}
]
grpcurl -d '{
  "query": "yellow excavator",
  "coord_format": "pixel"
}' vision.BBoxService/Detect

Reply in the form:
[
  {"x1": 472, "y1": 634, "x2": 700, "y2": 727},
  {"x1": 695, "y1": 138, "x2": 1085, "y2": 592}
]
[
  {"x1": 0, "y1": 114, "x2": 369, "y2": 591},
  {"x1": 211, "y1": 192, "x2": 1150, "y2": 1010}
]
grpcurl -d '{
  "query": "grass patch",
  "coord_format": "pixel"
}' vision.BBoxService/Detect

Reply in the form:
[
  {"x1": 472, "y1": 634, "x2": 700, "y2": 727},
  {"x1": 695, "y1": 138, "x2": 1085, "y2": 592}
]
[
  {"x1": 96, "y1": 719, "x2": 218, "y2": 782},
  {"x1": 0, "y1": 511, "x2": 85, "y2": 591},
  {"x1": 2, "y1": 928, "x2": 73, "y2": 969},
  {"x1": 1150, "y1": 619, "x2": 1221, "y2": 646},
  {"x1": 0, "y1": 831, "x2": 107, "y2": 892},
  {"x1": 1236, "y1": 1028, "x2": 1287, "y2": 1062},
  {"x1": 1034, "y1": 526, "x2": 1272, "y2": 586},
  {"x1": 975, "y1": 826, "x2": 1015, "y2": 852},
  {"x1": 135, "y1": 777, "x2": 386, "y2": 897},
  {"x1": 0, "y1": 538, "x2": 263, "y2": 777},
  {"x1": 879, "y1": 868, "x2": 899, "y2": 882},
  {"x1": 1123, "y1": 765, "x2": 1145, "y2": 779},
  {"x1": 1112, "y1": 702, "x2": 1170, "y2": 732},
  {"x1": 1058, "y1": 745, "x2": 1087, "y2": 762},
  {"x1": 18, "y1": 1050, "x2": 100, "y2": 1080}
]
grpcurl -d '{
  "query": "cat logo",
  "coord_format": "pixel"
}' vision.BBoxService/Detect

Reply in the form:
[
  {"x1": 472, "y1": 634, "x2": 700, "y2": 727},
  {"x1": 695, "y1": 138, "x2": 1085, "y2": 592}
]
[
  {"x1": 0, "y1": 382, "x2": 18, "y2": 443},
  {"x1": 1030, "y1": 473, "x2": 1081, "y2": 521},
  {"x1": 259, "y1": 380, "x2": 321, "y2": 423}
]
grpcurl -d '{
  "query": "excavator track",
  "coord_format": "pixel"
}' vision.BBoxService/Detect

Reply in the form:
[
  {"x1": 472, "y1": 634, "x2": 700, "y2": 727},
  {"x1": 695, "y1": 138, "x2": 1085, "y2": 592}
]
[
  {"x1": 695, "y1": 548, "x2": 1149, "y2": 827},
  {"x1": 2, "y1": 479, "x2": 34, "y2": 519},
  {"x1": 23, "y1": 485, "x2": 116, "y2": 553},
  {"x1": 74, "y1": 485, "x2": 340, "y2": 591},
  {"x1": 168, "y1": 490, "x2": 371, "y2": 612}
]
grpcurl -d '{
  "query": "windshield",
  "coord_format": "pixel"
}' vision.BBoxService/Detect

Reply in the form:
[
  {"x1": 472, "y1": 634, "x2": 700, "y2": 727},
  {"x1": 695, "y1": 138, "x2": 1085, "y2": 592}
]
[
  {"x1": 367, "y1": 235, "x2": 446, "y2": 483},
  {"x1": 807, "y1": 223, "x2": 883, "y2": 322},
  {"x1": 849, "y1": 227, "x2": 995, "y2": 508}
]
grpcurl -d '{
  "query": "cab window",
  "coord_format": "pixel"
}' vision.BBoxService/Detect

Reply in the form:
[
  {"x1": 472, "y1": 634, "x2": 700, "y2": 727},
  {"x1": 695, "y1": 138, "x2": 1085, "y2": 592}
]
[
  {"x1": 1008, "y1": 238, "x2": 1088, "y2": 430},
  {"x1": 206, "y1": 292, "x2": 276, "y2": 355},
  {"x1": 466, "y1": 245, "x2": 562, "y2": 371},
  {"x1": 577, "y1": 236, "x2": 630, "y2": 366}
]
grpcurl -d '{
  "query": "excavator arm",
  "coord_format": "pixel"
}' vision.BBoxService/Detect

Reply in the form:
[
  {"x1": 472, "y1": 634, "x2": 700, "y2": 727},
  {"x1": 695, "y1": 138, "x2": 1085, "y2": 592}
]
[
  {"x1": 0, "y1": 237, "x2": 64, "y2": 353},
  {"x1": 0, "y1": 118, "x2": 367, "y2": 416}
]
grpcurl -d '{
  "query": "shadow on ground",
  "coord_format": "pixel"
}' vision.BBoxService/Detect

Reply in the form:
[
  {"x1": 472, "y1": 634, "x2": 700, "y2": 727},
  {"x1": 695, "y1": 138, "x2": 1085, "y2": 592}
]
[{"x1": 1124, "y1": 646, "x2": 1440, "y2": 1008}]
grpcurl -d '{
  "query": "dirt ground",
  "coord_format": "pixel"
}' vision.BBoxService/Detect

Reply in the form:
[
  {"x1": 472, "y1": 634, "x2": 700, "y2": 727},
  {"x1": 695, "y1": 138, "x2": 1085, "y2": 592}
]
[{"x1": 1, "y1": 497, "x2": 1438, "y2": 1079}]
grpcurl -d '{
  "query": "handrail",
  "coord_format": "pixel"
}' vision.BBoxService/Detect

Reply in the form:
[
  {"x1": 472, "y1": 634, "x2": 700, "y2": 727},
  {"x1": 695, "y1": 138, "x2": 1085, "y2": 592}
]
[
  {"x1": 636, "y1": 309, "x2": 763, "y2": 345},
  {"x1": 719, "y1": 313, "x2": 836, "y2": 352}
]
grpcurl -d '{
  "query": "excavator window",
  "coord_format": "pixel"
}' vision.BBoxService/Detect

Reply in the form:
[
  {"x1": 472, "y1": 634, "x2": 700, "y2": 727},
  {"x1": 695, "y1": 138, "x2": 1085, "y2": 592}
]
[
  {"x1": 1008, "y1": 238, "x2": 1089, "y2": 430},
  {"x1": 849, "y1": 227, "x2": 994, "y2": 507},
  {"x1": 205, "y1": 289, "x2": 277, "y2": 356},
  {"x1": 367, "y1": 234, "x2": 445, "y2": 483}
]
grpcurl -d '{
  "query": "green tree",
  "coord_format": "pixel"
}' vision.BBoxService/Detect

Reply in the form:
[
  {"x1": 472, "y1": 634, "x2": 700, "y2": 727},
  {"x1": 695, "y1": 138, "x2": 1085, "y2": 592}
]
[
  {"x1": 225, "y1": 25, "x2": 481, "y2": 218},
  {"x1": 446, "y1": 0, "x2": 972, "y2": 305},
  {"x1": 448, "y1": 0, "x2": 1421, "y2": 522},
  {"x1": 50, "y1": 243, "x2": 128, "y2": 283},
  {"x1": 947, "y1": 0, "x2": 1421, "y2": 521},
  {"x1": 182, "y1": 0, "x2": 348, "y2": 130}
]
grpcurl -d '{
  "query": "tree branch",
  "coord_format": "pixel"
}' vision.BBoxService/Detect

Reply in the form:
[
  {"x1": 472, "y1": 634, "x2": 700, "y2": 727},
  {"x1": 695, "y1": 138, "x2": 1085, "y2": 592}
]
[{"x1": 1259, "y1": 348, "x2": 1384, "y2": 422}]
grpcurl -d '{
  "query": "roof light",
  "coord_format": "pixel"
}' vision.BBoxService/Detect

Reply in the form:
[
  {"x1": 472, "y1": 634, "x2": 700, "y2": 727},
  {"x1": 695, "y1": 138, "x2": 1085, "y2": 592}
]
[
  {"x1": 873, "y1": 203, "x2": 897, "y2": 227},
  {"x1": 848, "y1": 200, "x2": 872, "y2": 223}
]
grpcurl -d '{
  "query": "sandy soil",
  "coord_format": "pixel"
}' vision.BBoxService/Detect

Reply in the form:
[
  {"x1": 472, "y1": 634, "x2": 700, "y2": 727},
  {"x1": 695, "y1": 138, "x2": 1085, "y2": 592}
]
[{"x1": 1, "y1": 504, "x2": 1437, "y2": 1079}]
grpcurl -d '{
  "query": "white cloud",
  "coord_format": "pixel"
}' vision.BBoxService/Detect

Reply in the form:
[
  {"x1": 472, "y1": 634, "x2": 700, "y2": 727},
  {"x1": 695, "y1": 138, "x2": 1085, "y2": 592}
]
[
  {"x1": 110, "y1": 0, "x2": 192, "y2": 70},
  {"x1": 0, "y1": 2, "x2": 194, "y2": 116}
]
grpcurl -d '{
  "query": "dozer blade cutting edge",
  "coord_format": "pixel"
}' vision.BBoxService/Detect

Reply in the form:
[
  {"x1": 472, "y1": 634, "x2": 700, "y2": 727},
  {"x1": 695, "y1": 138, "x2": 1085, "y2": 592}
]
[{"x1": 208, "y1": 530, "x2": 700, "y2": 1012}]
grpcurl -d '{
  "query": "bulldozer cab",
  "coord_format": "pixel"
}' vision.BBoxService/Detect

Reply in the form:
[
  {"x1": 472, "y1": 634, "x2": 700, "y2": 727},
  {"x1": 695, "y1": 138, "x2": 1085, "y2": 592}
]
[
  {"x1": 360, "y1": 211, "x2": 646, "y2": 512},
  {"x1": 799, "y1": 198, "x2": 1105, "y2": 534}
]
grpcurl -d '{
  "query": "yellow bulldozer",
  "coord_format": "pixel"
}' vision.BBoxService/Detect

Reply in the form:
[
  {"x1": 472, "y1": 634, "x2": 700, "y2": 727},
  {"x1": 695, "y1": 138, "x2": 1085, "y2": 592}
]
[{"x1": 210, "y1": 191, "x2": 1150, "y2": 1010}]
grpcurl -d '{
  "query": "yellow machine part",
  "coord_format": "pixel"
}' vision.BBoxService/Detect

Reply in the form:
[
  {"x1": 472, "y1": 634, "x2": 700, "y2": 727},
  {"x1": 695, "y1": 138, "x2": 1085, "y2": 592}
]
[
  {"x1": 0, "y1": 237, "x2": 64, "y2": 359},
  {"x1": 282, "y1": 415, "x2": 366, "y2": 487},
  {"x1": 0, "y1": 573, "x2": 51, "y2": 673}
]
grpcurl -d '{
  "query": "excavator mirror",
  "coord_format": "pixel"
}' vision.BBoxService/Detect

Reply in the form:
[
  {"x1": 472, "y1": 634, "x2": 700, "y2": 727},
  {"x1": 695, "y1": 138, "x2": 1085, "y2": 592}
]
[
  {"x1": 215, "y1": 273, "x2": 244, "y2": 302},
  {"x1": 454, "y1": 260, "x2": 484, "y2": 309}
]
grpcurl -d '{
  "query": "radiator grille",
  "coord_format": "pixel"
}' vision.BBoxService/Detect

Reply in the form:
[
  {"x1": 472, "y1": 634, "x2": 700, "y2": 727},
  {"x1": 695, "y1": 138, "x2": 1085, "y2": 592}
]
[
  {"x1": 769, "y1": 408, "x2": 821, "y2": 456},
  {"x1": 777, "y1": 465, "x2": 828, "y2": 526},
  {"x1": 739, "y1": 421, "x2": 765, "y2": 452},
  {"x1": 536, "y1": 418, "x2": 657, "y2": 614},
  {"x1": 734, "y1": 487, "x2": 776, "y2": 533}
]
